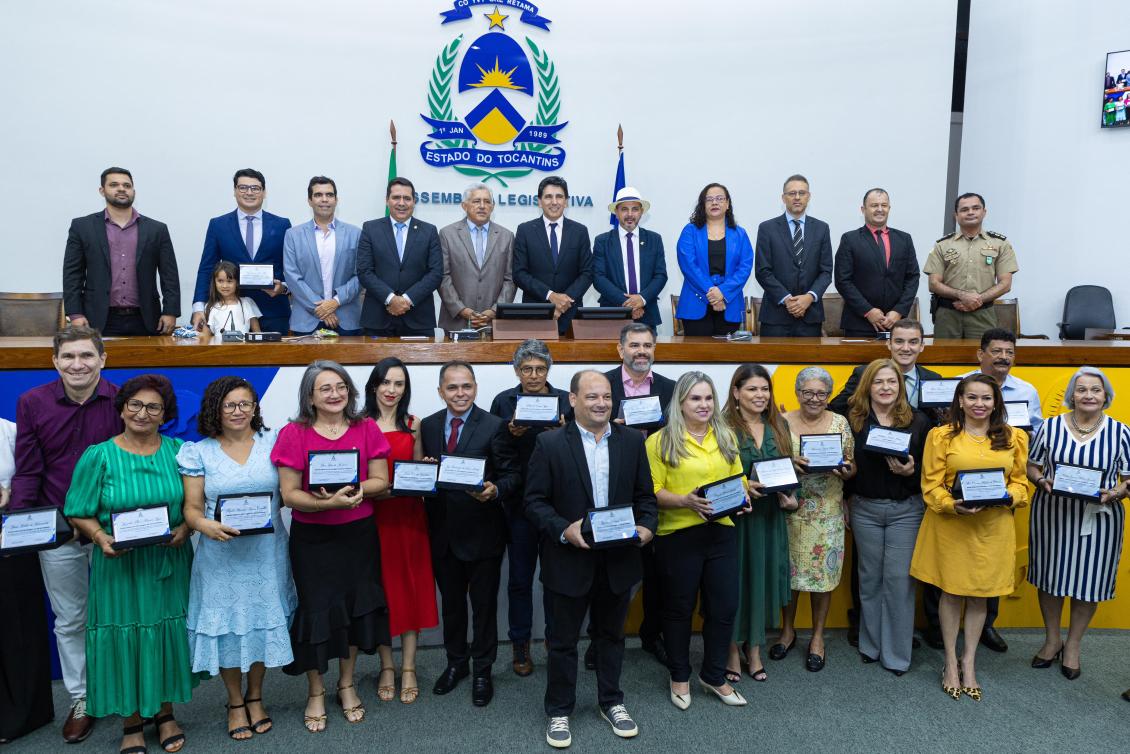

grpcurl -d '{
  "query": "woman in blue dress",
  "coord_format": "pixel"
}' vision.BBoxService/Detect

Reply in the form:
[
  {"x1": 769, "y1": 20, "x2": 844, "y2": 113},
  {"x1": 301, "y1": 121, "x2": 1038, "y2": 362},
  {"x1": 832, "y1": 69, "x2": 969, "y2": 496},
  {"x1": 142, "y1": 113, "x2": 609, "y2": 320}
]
[{"x1": 180, "y1": 377, "x2": 296, "y2": 740}]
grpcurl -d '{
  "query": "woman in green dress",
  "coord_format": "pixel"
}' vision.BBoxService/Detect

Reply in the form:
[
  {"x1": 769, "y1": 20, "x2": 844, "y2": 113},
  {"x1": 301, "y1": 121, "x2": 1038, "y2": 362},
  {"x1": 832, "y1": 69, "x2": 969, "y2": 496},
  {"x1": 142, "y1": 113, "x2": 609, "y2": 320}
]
[
  {"x1": 724, "y1": 364, "x2": 797, "y2": 683},
  {"x1": 65, "y1": 374, "x2": 197, "y2": 754}
]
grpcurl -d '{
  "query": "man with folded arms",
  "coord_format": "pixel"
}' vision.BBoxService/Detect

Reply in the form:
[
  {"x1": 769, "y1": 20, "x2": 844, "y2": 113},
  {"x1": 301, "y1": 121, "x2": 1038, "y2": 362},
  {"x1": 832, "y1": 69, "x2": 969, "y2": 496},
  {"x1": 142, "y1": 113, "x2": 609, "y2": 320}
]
[
  {"x1": 422, "y1": 362, "x2": 520, "y2": 706},
  {"x1": 526, "y1": 370, "x2": 658, "y2": 749},
  {"x1": 9, "y1": 326, "x2": 124, "y2": 743}
]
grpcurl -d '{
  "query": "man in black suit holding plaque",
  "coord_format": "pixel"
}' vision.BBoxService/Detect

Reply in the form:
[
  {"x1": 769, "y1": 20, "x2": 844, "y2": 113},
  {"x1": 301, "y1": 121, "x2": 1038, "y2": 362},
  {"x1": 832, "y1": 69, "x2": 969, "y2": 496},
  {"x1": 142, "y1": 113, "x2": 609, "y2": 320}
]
[
  {"x1": 422, "y1": 361, "x2": 520, "y2": 707},
  {"x1": 525, "y1": 370, "x2": 658, "y2": 749}
]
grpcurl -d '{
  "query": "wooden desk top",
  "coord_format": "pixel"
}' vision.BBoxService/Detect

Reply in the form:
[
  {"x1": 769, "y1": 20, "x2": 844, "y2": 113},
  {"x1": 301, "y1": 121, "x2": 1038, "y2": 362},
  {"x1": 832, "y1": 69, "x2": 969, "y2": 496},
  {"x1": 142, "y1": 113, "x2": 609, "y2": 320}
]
[{"x1": 2, "y1": 335, "x2": 1129, "y2": 369}]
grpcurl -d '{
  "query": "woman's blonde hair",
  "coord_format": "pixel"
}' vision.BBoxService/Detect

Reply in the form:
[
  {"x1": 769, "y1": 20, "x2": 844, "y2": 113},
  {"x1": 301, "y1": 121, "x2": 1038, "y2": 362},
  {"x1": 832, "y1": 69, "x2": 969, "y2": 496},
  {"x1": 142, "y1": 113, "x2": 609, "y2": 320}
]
[{"x1": 656, "y1": 371, "x2": 739, "y2": 467}]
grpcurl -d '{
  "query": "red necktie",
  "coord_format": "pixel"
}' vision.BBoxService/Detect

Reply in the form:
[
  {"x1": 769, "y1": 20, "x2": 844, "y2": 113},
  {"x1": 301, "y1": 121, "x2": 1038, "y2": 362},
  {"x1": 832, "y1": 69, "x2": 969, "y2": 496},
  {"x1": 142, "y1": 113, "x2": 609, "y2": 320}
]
[{"x1": 447, "y1": 417, "x2": 463, "y2": 453}]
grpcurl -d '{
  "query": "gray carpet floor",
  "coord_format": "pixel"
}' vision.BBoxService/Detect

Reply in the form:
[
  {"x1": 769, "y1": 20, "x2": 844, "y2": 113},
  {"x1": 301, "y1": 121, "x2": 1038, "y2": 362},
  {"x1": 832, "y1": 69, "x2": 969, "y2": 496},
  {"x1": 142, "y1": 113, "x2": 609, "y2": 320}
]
[{"x1": 6, "y1": 629, "x2": 1128, "y2": 753}]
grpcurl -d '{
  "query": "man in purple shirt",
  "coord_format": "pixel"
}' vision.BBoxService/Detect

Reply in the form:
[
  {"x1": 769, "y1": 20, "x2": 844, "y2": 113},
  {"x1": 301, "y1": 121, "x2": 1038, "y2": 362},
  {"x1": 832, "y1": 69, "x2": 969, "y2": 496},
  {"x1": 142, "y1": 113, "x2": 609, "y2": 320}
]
[
  {"x1": 62, "y1": 167, "x2": 180, "y2": 336},
  {"x1": 10, "y1": 326, "x2": 123, "y2": 743}
]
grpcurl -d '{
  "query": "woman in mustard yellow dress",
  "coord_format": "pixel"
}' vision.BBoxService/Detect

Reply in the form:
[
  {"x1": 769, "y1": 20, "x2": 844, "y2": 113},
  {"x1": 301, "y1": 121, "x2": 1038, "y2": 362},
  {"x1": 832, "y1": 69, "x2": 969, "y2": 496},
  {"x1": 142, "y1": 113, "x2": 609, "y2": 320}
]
[{"x1": 910, "y1": 373, "x2": 1029, "y2": 702}]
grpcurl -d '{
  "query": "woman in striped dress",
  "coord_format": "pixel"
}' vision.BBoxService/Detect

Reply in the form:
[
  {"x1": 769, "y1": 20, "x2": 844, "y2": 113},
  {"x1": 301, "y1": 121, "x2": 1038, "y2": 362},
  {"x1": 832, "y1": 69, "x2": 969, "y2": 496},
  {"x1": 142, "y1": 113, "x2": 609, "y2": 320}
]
[{"x1": 1027, "y1": 366, "x2": 1130, "y2": 680}]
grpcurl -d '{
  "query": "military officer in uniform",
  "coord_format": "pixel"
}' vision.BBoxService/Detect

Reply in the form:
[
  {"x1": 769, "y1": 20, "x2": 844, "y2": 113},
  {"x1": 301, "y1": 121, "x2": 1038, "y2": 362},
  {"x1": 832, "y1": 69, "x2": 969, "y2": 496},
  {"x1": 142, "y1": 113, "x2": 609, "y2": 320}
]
[{"x1": 924, "y1": 192, "x2": 1018, "y2": 340}]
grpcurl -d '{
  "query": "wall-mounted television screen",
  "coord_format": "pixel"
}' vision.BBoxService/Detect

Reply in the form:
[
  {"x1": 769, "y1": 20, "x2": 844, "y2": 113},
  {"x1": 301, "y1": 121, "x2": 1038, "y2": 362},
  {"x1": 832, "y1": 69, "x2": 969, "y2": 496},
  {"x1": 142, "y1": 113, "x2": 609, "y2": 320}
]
[{"x1": 1103, "y1": 49, "x2": 1130, "y2": 128}]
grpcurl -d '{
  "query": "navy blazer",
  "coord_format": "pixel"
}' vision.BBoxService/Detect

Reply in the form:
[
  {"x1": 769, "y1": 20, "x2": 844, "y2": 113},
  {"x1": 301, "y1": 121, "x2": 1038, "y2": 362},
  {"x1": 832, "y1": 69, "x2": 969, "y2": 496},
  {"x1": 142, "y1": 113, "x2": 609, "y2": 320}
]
[
  {"x1": 512, "y1": 216, "x2": 592, "y2": 333},
  {"x1": 833, "y1": 225, "x2": 919, "y2": 334},
  {"x1": 193, "y1": 210, "x2": 292, "y2": 321},
  {"x1": 356, "y1": 216, "x2": 443, "y2": 332},
  {"x1": 754, "y1": 214, "x2": 834, "y2": 326},
  {"x1": 591, "y1": 227, "x2": 668, "y2": 328},
  {"x1": 674, "y1": 223, "x2": 753, "y2": 323}
]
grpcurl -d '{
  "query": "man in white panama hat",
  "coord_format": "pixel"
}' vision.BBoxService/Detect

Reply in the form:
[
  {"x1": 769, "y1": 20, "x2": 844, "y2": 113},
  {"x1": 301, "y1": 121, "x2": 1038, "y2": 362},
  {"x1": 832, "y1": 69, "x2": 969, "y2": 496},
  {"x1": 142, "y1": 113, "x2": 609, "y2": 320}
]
[{"x1": 591, "y1": 187, "x2": 668, "y2": 329}]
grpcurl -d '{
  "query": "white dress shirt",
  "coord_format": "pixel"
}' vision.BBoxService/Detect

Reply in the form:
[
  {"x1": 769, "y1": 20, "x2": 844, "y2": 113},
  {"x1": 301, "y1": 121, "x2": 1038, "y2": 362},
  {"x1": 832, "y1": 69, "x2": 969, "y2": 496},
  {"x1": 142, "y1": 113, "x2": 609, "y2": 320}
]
[
  {"x1": 542, "y1": 215, "x2": 564, "y2": 300},
  {"x1": 618, "y1": 225, "x2": 641, "y2": 295},
  {"x1": 314, "y1": 219, "x2": 337, "y2": 301},
  {"x1": 238, "y1": 208, "x2": 264, "y2": 258},
  {"x1": 578, "y1": 423, "x2": 611, "y2": 509}
]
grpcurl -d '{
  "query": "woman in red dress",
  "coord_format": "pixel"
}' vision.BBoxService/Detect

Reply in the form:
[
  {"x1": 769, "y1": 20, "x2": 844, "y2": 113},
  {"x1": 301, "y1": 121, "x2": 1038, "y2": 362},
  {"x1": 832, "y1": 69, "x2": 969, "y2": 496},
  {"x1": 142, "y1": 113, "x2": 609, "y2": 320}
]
[{"x1": 364, "y1": 357, "x2": 439, "y2": 705}]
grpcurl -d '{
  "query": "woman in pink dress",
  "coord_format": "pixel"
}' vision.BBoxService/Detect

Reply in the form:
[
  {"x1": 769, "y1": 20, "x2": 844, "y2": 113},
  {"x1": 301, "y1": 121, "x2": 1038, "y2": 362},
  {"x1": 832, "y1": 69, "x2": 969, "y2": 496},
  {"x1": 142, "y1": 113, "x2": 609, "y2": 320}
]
[{"x1": 364, "y1": 357, "x2": 439, "y2": 705}]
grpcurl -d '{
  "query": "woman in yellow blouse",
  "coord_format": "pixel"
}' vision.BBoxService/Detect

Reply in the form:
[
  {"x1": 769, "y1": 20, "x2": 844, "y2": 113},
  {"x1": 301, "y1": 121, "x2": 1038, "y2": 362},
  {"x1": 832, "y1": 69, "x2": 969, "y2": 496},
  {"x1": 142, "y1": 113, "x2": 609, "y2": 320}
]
[
  {"x1": 909, "y1": 373, "x2": 1029, "y2": 702},
  {"x1": 647, "y1": 371, "x2": 753, "y2": 710}
]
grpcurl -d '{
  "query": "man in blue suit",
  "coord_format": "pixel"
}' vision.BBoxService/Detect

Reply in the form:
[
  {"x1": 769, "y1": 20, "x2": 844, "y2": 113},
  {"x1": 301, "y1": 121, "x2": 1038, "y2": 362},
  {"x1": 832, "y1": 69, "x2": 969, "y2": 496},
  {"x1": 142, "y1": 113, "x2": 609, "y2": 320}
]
[
  {"x1": 591, "y1": 187, "x2": 668, "y2": 329},
  {"x1": 512, "y1": 176, "x2": 593, "y2": 335},
  {"x1": 357, "y1": 177, "x2": 443, "y2": 337},
  {"x1": 754, "y1": 174, "x2": 833, "y2": 337},
  {"x1": 283, "y1": 176, "x2": 363, "y2": 335},
  {"x1": 191, "y1": 168, "x2": 292, "y2": 333}
]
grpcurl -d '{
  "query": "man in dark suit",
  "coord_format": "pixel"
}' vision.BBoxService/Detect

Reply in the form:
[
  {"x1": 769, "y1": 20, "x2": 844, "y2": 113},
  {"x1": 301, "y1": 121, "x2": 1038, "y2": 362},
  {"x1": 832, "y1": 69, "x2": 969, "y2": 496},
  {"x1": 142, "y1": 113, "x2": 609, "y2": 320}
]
[
  {"x1": 754, "y1": 174, "x2": 834, "y2": 336},
  {"x1": 525, "y1": 370, "x2": 658, "y2": 748},
  {"x1": 191, "y1": 168, "x2": 292, "y2": 333},
  {"x1": 422, "y1": 361, "x2": 520, "y2": 707},
  {"x1": 833, "y1": 188, "x2": 921, "y2": 337},
  {"x1": 357, "y1": 177, "x2": 443, "y2": 336},
  {"x1": 591, "y1": 323, "x2": 675, "y2": 669},
  {"x1": 512, "y1": 176, "x2": 593, "y2": 334},
  {"x1": 62, "y1": 167, "x2": 180, "y2": 335},
  {"x1": 827, "y1": 318, "x2": 942, "y2": 650},
  {"x1": 591, "y1": 187, "x2": 668, "y2": 329}
]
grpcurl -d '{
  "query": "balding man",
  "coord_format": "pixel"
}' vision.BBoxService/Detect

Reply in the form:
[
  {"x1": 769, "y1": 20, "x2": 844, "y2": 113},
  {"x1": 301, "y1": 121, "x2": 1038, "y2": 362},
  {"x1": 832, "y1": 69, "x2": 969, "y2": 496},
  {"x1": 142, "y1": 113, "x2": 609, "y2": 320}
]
[
  {"x1": 437, "y1": 184, "x2": 516, "y2": 332},
  {"x1": 526, "y1": 370, "x2": 658, "y2": 748}
]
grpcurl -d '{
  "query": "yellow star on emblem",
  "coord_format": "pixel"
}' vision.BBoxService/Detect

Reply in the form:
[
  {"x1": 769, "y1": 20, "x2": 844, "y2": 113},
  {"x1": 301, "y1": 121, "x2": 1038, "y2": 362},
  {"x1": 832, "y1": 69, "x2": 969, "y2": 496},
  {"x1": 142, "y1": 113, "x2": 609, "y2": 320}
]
[{"x1": 484, "y1": 7, "x2": 508, "y2": 29}]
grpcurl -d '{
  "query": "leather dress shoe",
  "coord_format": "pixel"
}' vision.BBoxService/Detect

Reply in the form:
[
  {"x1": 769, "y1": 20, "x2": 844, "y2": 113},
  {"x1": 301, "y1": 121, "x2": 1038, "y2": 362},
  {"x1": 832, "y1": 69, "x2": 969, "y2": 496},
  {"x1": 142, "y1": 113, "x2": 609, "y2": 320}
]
[
  {"x1": 980, "y1": 627, "x2": 1008, "y2": 653},
  {"x1": 641, "y1": 638, "x2": 670, "y2": 667},
  {"x1": 584, "y1": 642, "x2": 597, "y2": 670},
  {"x1": 63, "y1": 698, "x2": 95, "y2": 743},
  {"x1": 512, "y1": 641, "x2": 533, "y2": 677},
  {"x1": 805, "y1": 648, "x2": 825, "y2": 673},
  {"x1": 923, "y1": 626, "x2": 944, "y2": 650},
  {"x1": 471, "y1": 674, "x2": 494, "y2": 706},
  {"x1": 768, "y1": 636, "x2": 796, "y2": 661},
  {"x1": 432, "y1": 664, "x2": 469, "y2": 695}
]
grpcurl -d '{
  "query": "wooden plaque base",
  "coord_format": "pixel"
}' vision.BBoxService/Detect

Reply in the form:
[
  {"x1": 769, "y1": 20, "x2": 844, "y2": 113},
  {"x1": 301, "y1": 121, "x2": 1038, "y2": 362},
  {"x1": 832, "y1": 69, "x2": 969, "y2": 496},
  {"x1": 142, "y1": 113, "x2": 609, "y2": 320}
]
[
  {"x1": 492, "y1": 318, "x2": 559, "y2": 341},
  {"x1": 571, "y1": 319, "x2": 631, "y2": 340}
]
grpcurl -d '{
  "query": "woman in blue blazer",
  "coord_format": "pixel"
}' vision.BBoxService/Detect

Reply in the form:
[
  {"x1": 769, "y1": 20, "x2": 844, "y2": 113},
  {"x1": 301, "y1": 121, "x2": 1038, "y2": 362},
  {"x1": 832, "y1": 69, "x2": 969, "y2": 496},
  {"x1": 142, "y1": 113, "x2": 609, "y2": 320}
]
[{"x1": 675, "y1": 183, "x2": 754, "y2": 336}]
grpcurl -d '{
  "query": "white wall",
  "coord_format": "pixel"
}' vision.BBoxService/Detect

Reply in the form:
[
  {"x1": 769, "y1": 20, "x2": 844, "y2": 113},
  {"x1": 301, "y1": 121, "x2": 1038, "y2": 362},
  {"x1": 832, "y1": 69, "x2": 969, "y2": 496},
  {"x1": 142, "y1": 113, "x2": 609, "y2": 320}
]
[
  {"x1": 2, "y1": 0, "x2": 956, "y2": 333},
  {"x1": 960, "y1": 0, "x2": 1130, "y2": 337}
]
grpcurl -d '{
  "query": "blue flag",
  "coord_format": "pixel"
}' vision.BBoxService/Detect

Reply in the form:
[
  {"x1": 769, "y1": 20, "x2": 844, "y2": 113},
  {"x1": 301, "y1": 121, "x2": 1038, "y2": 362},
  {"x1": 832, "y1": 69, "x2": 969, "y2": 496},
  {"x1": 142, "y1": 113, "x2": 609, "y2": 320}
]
[{"x1": 609, "y1": 151, "x2": 625, "y2": 227}]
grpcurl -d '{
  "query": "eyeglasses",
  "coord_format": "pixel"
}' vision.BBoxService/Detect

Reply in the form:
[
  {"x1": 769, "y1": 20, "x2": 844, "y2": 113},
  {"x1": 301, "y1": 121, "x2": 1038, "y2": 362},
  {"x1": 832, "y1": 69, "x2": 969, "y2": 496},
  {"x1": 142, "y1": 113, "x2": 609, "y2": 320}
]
[
  {"x1": 518, "y1": 365, "x2": 548, "y2": 377},
  {"x1": 125, "y1": 399, "x2": 164, "y2": 416},
  {"x1": 784, "y1": 190, "x2": 810, "y2": 198},
  {"x1": 704, "y1": 195, "x2": 728, "y2": 204},
  {"x1": 236, "y1": 185, "x2": 264, "y2": 194},
  {"x1": 317, "y1": 383, "x2": 349, "y2": 396},
  {"x1": 221, "y1": 400, "x2": 256, "y2": 414},
  {"x1": 799, "y1": 390, "x2": 830, "y2": 401}
]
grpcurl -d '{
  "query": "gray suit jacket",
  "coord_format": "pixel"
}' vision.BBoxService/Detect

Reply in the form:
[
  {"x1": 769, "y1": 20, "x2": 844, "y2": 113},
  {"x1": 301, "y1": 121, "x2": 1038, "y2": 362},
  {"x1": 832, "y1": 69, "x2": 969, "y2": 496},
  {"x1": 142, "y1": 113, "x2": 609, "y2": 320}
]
[
  {"x1": 437, "y1": 218, "x2": 516, "y2": 332},
  {"x1": 283, "y1": 219, "x2": 363, "y2": 332}
]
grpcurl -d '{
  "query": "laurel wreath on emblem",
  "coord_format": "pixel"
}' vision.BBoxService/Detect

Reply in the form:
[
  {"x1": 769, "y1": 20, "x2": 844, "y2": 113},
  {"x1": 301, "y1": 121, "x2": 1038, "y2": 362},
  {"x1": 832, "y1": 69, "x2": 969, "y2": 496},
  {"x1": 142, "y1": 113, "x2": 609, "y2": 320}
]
[{"x1": 427, "y1": 34, "x2": 562, "y2": 187}]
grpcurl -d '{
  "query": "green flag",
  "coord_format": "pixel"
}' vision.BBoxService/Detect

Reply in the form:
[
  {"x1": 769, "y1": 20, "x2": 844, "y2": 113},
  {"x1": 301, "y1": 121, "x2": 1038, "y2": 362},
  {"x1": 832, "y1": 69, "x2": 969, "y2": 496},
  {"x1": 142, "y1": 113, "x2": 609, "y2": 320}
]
[{"x1": 386, "y1": 121, "x2": 397, "y2": 217}]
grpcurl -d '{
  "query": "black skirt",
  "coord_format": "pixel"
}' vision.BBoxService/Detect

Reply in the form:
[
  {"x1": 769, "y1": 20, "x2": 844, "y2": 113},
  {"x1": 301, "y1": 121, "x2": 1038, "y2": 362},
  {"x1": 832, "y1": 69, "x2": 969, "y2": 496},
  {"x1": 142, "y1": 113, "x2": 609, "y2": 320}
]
[
  {"x1": 0, "y1": 553, "x2": 54, "y2": 742},
  {"x1": 284, "y1": 517, "x2": 391, "y2": 675}
]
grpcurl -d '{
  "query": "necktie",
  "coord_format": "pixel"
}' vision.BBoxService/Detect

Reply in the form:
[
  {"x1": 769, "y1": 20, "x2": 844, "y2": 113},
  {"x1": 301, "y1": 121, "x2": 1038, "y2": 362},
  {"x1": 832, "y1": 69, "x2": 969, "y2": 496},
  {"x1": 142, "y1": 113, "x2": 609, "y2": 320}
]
[
  {"x1": 875, "y1": 228, "x2": 889, "y2": 266},
  {"x1": 905, "y1": 371, "x2": 918, "y2": 407},
  {"x1": 549, "y1": 222, "x2": 559, "y2": 265},
  {"x1": 447, "y1": 417, "x2": 463, "y2": 453},
  {"x1": 244, "y1": 216, "x2": 255, "y2": 259},
  {"x1": 792, "y1": 220, "x2": 804, "y2": 264},
  {"x1": 395, "y1": 222, "x2": 407, "y2": 261},
  {"x1": 474, "y1": 226, "x2": 486, "y2": 267},
  {"x1": 626, "y1": 232, "x2": 638, "y2": 294}
]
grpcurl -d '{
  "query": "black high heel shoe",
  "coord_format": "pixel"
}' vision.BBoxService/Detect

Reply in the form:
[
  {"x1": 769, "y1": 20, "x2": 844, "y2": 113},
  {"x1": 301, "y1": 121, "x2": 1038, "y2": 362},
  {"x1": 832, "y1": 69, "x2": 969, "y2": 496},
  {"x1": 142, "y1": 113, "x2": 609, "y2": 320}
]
[
  {"x1": 1031, "y1": 647, "x2": 1062, "y2": 669},
  {"x1": 1061, "y1": 663, "x2": 1081, "y2": 680}
]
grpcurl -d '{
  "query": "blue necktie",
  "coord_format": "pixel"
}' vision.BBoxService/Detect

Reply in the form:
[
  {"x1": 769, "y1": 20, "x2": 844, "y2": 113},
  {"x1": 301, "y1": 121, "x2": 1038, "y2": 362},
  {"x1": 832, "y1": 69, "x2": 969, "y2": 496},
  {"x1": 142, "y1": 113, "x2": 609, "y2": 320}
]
[
  {"x1": 549, "y1": 222, "x2": 559, "y2": 265},
  {"x1": 474, "y1": 226, "x2": 486, "y2": 267},
  {"x1": 244, "y1": 216, "x2": 255, "y2": 259},
  {"x1": 395, "y1": 222, "x2": 406, "y2": 261}
]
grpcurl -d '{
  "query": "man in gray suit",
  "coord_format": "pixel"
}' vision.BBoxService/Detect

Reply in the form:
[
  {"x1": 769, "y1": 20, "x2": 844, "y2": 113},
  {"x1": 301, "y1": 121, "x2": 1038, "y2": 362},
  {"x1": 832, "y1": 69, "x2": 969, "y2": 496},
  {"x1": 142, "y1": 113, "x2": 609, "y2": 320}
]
[
  {"x1": 438, "y1": 184, "x2": 516, "y2": 332},
  {"x1": 283, "y1": 176, "x2": 363, "y2": 334}
]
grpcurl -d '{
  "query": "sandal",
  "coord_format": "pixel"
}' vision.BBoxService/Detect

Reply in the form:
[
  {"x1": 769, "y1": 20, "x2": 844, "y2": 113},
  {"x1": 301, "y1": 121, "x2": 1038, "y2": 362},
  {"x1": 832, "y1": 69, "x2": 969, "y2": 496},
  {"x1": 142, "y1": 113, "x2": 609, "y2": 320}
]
[
  {"x1": 152, "y1": 713, "x2": 185, "y2": 753},
  {"x1": 225, "y1": 702, "x2": 252, "y2": 741},
  {"x1": 304, "y1": 689, "x2": 327, "y2": 733},
  {"x1": 744, "y1": 642, "x2": 768, "y2": 681},
  {"x1": 120, "y1": 722, "x2": 147, "y2": 754},
  {"x1": 377, "y1": 666, "x2": 396, "y2": 702},
  {"x1": 243, "y1": 697, "x2": 272, "y2": 735},
  {"x1": 336, "y1": 683, "x2": 366, "y2": 723},
  {"x1": 724, "y1": 668, "x2": 742, "y2": 684},
  {"x1": 400, "y1": 668, "x2": 419, "y2": 705}
]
